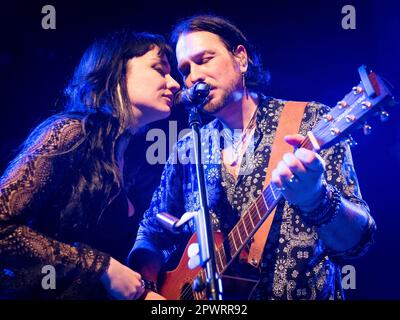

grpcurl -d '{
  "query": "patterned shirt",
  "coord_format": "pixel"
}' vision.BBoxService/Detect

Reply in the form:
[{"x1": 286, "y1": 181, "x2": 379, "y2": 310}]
[{"x1": 131, "y1": 95, "x2": 376, "y2": 300}]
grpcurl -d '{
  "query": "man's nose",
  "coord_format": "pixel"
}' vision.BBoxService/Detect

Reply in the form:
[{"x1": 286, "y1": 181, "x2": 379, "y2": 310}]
[{"x1": 187, "y1": 65, "x2": 206, "y2": 87}]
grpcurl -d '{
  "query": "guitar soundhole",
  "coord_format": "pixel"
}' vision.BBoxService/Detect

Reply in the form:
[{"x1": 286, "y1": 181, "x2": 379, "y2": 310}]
[{"x1": 180, "y1": 283, "x2": 194, "y2": 300}]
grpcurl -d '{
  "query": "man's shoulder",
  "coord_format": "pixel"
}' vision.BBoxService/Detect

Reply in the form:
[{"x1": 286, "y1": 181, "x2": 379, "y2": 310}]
[
  {"x1": 273, "y1": 97, "x2": 332, "y2": 120},
  {"x1": 304, "y1": 101, "x2": 332, "y2": 115},
  {"x1": 264, "y1": 96, "x2": 331, "y2": 113}
]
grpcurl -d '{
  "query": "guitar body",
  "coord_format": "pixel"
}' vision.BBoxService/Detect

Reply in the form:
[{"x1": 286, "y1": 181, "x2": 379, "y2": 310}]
[{"x1": 160, "y1": 232, "x2": 259, "y2": 300}]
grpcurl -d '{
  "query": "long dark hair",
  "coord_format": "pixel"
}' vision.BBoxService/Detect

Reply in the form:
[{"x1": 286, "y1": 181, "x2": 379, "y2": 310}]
[
  {"x1": 170, "y1": 14, "x2": 270, "y2": 92},
  {"x1": 9, "y1": 30, "x2": 173, "y2": 240}
]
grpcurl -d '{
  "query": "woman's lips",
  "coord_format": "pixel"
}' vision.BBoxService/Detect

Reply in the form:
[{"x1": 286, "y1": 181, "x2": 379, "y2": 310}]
[{"x1": 163, "y1": 95, "x2": 173, "y2": 107}]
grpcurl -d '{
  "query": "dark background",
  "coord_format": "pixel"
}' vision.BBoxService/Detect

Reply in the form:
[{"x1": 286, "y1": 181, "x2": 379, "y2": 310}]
[{"x1": 0, "y1": 0, "x2": 399, "y2": 299}]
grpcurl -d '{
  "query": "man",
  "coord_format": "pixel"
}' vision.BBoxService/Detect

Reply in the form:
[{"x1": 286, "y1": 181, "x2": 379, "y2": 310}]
[{"x1": 129, "y1": 15, "x2": 375, "y2": 300}]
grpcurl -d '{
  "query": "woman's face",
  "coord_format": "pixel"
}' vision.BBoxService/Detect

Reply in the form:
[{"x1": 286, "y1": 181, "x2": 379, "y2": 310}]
[{"x1": 125, "y1": 46, "x2": 180, "y2": 128}]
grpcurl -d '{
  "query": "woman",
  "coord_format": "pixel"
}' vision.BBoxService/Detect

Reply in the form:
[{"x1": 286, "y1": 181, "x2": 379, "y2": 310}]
[{"x1": 0, "y1": 30, "x2": 179, "y2": 299}]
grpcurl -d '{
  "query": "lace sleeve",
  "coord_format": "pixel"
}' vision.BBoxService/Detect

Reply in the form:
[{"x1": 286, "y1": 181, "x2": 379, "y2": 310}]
[{"x1": 0, "y1": 118, "x2": 110, "y2": 298}]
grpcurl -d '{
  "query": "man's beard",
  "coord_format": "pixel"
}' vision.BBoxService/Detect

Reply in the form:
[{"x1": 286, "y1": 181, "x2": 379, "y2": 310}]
[
  {"x1": 202, "y1": 91, "x2": 229, "y2": 114},
  {"x1": 202, "y1": 81, "x2": 237, "y2": 115}
]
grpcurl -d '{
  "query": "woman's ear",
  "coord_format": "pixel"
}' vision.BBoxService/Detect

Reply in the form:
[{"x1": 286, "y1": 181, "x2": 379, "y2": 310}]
[{"x1": 233, "y1": 45, "x2": 248, "y2": 73}]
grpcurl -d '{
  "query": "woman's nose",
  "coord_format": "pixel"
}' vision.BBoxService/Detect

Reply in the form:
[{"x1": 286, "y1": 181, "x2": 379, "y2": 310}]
[{"x1": 167, "y1": 75, "x2": 180, "y2": 94}]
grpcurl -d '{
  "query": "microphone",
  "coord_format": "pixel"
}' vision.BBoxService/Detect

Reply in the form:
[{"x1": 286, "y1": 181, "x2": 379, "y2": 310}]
[{"x1": 174, "y1": 81, "x2": 210, "y2": 108}]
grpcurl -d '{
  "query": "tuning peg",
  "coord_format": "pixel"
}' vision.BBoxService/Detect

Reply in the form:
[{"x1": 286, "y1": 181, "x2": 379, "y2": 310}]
[
  {"x1": 330, "y1": 127, "x2": 340, "y2": 135},
  {"x1": 361, "y1": 101, "x2": 372, "y2": 109},
  {"x1": 380, "y1": 110, "x2": 390, "y2": 122},
  {"x1": 346, "y1": 135, "x2": 358, "y2": 147},
  {"x1": 352, "y1": 86, "x2": 364, "y2": 94},
  {"x1": 323, "y1": 114, "x2": 333, "y2": 122},
  {"x1": 363, "y1": 123, "x2": 372, "y2": 135},
  {"x1": 337, "y1": 100, "x2": 349, "y2": 108}
]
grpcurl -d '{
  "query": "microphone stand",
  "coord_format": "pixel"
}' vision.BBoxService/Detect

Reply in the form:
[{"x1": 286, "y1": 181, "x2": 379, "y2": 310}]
[{"x1": 188, "y1": 102, "x2": 223, "y2": 301}]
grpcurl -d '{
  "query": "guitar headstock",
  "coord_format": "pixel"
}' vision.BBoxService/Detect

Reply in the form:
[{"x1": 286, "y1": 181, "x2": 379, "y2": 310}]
[{"x1": 310, "y1": 65, "x2": 395, "y2": 151}]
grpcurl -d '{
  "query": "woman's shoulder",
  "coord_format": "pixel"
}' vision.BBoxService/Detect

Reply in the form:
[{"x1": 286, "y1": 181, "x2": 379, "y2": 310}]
[
  {"x1": 0, "y1": 116, "x2": 86, "y2": 187},
  {"x1": 50, "y1": 116, "x2": 85, "y2": 151},
  {"x1": 24, "y1": 115, "x2": 86, "y2": 156}
]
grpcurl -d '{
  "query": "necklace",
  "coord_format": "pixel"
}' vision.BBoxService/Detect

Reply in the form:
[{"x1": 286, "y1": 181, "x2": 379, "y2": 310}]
[{"x1": 222, "y1": 108, "x2": 257, "y2": 167}]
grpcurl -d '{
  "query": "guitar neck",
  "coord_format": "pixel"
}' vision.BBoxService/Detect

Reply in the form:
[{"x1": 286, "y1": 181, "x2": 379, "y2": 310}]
[
  {"x1": 214, "y1": 68, "x2": 392, "y2": 271},
  {"x1": 214, "y1": 135, "x2": 316, "y2": 274}
]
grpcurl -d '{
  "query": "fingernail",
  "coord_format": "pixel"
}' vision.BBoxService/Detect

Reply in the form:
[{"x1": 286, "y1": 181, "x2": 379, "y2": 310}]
[{"x1": 295, "y1": 148, "x2": 307, "y2": 159}]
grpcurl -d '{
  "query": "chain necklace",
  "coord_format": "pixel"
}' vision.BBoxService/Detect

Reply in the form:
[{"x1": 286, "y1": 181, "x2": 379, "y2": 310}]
[{"x1": 222, "y1": 108, "x2": 258, "y2": 167}]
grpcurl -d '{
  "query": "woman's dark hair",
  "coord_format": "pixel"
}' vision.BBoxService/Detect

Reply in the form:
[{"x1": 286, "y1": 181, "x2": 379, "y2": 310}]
[
  {"x1": 12, "y1": 30, "x2": 173, "y2": 239},
  {"x1": 170, "y1": 14, "x2": 270, "y2": 92},
  {"x1": 65, "y1": 30, "x2": 173, "y2": 131}
]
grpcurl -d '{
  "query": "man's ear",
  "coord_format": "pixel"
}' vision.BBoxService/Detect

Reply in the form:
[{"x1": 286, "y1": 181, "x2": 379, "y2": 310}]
[{"x1": 233, "y1": 45, "x2": 248, "y2": 73}]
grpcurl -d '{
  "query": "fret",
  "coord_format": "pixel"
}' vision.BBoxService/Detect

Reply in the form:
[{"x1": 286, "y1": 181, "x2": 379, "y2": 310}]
[
  {"x1": 254, "y1": 199, "x2": 262, "y2": 220},
  {"x1": 216, "y1": 249, "x2": 223, "y2": 273},
  {"x1": 236, "y1": 220, "x2": 247, "y2": 249},
  {"x1": 269, "y1": 183, "x2": 277, "y2": 200},
  {"x1": 229, "y1": 233, "x2": 238, "y2": 253},
  {"x1": 236, "y1": 225, "x2": 243, "y2": 245},
  {"x1": 217, "y1": 245, "x2": 226, "y2": 272},
  {"x1": 261, "y1": 192, "x2": 270, "y2": 209},
  {"x1": 299, "y1": 135, "x2": 314, "y2": 151},
  {"x1": 242, "y1": 214, "x2": 250, "y2": 236},
  {"x1": 248, "y1": 209, "x2": 255, "y2": 228}
]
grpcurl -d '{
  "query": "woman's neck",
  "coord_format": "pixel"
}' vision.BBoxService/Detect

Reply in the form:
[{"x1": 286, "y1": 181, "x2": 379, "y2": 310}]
[{"x1": 115, "y1": 133, "x2": 131, "y2": 178}]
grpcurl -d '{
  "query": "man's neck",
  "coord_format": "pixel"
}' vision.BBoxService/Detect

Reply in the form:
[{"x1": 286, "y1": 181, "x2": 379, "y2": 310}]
[{"x1": 215, "y1": 92, "x2": 259, "y2": 130}]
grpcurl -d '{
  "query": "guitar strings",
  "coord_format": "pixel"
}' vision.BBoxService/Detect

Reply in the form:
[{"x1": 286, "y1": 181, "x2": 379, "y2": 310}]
[{"x1": 214, "y1": 184, "x2": 280, "y2": 274}]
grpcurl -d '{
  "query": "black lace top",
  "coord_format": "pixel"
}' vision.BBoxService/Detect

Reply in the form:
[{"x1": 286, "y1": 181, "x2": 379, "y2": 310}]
[{"x1": 0, "y1": 117, "x2": 134, "y2": 299}]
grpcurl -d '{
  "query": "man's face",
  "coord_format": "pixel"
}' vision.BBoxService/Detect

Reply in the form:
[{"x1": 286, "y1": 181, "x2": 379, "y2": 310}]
[{"x1": 176, "y1": 31, "x2": 245, "y2": 114}]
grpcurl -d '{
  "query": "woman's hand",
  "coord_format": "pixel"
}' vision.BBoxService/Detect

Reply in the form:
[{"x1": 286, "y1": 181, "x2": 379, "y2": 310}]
[{"x1": 101, "y1": 257, "x2": 145, "y2": 300}]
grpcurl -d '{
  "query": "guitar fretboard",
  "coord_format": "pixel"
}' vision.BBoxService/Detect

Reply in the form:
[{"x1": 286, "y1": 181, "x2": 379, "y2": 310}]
[
  {"x1": 213, "y1": 183, "x2": 281, "y2": 273},
  {"x1": 214, "y1": 137, "x2": 315, "y2": 274}
]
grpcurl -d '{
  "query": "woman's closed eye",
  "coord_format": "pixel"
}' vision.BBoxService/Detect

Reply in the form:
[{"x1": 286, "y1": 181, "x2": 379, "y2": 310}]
[{"x1": 154, "y1": 66, "x2": 166, "y2": 76}]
